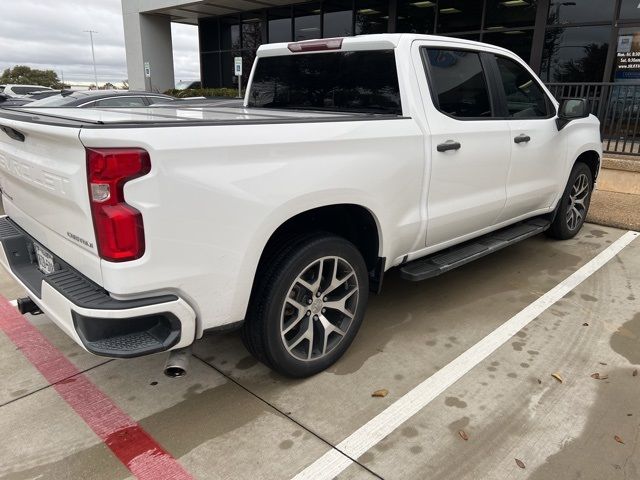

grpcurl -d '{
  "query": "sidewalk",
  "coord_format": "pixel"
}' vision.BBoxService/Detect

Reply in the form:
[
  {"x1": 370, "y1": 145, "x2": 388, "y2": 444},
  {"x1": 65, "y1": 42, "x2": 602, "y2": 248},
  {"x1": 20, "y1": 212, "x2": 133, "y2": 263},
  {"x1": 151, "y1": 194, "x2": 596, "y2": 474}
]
[{"x1": 587, "y1": 155, "x2": 640, "y2": 231}]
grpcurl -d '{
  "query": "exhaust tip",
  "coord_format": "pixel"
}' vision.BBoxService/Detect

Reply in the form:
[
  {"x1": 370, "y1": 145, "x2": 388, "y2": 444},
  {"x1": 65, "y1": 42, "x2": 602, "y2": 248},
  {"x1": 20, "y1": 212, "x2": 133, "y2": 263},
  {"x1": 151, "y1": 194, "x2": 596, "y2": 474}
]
[
  {"x1": 163, "y1": 347, "x2": 191, "y2": 378},
  {"x1": 164, "y1": 366, "x2": 187, "y2": 378}
]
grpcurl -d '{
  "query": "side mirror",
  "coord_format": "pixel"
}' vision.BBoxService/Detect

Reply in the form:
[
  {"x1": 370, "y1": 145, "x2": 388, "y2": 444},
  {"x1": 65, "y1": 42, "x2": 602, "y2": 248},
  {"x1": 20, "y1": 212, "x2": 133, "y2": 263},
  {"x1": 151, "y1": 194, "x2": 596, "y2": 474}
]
[{"x1": 556, "y1": 98, "x2": 589, "y2": 130}]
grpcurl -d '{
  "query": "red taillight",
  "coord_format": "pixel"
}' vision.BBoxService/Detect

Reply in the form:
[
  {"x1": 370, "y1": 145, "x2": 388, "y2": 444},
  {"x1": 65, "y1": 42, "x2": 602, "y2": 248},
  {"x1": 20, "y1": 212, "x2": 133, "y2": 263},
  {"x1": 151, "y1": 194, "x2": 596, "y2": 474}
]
[
  {"x1": 287, "y1": 38, "x2": 343, "y2": 52},
  {"x1": 86, "y1": 148, "x2": 151, "y2": 262}
]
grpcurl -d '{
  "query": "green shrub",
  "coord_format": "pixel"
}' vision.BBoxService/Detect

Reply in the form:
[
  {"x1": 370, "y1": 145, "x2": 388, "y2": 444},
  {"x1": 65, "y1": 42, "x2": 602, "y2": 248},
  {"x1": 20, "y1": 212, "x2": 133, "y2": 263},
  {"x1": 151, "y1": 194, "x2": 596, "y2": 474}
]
[{"x1": 164, "y1": 88, "x2": 239, "y2": 98}]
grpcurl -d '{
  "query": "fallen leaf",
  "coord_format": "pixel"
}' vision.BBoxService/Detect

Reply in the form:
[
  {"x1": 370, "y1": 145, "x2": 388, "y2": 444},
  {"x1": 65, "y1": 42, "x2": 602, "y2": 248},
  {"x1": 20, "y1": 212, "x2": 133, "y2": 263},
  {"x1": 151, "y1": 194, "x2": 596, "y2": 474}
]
[
  {"x1": 371, "y1": 389, "x2": 388, "y2": 398},
  {"x1": 633, "y1": 369, "x2": 638, "y2": 377},
  {"x1": 515, "y1": 458, "x2": 526, "y2": 469},
  {"x1": 583, "y1": 323, "x2": 589, "y2": 326},
  {"x1": 591, "y1": 373, "x2": 600, "y2": 379},
  {"x1": 615, "y1": 435, "x2": 625, "y2": 444},
  {"x1": 551, "y1": 373, "x2": 564, "y2": 383},
  {"x1": 458, "y1": 430, "x2": 469, "y2": 441}
]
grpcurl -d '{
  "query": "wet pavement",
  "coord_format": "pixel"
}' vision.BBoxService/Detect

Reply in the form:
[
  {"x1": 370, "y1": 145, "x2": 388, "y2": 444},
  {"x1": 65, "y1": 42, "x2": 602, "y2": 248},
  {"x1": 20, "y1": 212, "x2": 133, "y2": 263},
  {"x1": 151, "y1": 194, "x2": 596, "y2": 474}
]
[{"x1": 0, "y1": 224, "x2": 639, "y2": 480}]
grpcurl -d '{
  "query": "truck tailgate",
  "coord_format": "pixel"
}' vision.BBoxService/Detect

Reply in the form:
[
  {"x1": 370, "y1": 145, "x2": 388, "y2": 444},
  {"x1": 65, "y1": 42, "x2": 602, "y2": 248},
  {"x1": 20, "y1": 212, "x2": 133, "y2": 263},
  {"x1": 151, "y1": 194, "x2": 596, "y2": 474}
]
[{"x1": 0, "y1": 115, "x2": 101, "y2": 284}]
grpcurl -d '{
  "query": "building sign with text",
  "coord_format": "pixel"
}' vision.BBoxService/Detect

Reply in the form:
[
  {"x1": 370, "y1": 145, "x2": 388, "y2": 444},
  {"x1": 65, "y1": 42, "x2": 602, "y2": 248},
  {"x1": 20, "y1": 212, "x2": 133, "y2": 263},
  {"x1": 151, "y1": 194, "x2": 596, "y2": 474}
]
[{"x1": 616, "y1": 33, "x2": 640, "y2": 81}]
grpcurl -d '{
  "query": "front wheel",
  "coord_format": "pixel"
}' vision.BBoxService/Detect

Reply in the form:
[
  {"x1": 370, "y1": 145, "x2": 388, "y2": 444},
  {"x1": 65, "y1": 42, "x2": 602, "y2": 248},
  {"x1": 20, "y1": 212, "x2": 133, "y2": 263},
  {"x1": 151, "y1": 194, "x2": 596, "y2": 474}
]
[
  {"x1": 242, "y1": 234, "x2": 369, "y2": 378},
  {"x1": 547, "y1": 162, "x2": 593, "y2": 240}
]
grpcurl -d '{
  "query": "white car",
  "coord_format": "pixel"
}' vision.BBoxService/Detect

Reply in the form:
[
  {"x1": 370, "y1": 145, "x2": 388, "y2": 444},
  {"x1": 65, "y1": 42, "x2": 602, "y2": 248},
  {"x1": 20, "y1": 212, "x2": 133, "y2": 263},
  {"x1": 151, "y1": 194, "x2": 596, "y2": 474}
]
[
  {"x1": 0, "y1": 84, "x2": 52, "y2": 98},
  {"x1": 0, "y1": 34, "x2": 601, "y2": 378}
]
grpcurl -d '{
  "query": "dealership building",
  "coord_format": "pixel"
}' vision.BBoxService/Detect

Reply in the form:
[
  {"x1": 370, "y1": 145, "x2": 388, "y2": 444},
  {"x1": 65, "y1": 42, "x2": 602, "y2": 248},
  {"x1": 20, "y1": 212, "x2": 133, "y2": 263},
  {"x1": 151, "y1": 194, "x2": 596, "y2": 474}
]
[{"x1": 123, "y1": 0, "x2": 640, "y2": 92}]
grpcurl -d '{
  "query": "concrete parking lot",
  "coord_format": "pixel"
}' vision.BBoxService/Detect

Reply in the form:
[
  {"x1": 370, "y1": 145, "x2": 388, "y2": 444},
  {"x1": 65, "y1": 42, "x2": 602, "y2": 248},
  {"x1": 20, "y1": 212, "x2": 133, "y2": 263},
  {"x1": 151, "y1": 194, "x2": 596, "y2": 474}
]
[{"x1": 0, "y1": 224, "x2": 639, "y2": 480}]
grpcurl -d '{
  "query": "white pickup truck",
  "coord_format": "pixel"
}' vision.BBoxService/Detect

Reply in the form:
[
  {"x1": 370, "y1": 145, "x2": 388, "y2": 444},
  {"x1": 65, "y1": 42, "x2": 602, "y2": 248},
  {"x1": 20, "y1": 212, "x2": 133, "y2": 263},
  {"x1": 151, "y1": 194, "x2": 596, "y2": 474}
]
[{"x1": 0, "y1": 34, "x2": 601, "y2": 377}]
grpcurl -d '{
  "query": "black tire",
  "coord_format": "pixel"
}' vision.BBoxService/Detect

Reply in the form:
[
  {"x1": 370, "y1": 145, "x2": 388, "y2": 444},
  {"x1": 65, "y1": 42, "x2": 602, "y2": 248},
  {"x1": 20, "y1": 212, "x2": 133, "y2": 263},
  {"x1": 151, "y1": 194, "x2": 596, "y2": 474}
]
[
  {"x1": 242, "y1": 233, "x2": 369, "y2": 378},
  {"x1": 547, "y1": 162, "x2": 593, "y2": 240}
]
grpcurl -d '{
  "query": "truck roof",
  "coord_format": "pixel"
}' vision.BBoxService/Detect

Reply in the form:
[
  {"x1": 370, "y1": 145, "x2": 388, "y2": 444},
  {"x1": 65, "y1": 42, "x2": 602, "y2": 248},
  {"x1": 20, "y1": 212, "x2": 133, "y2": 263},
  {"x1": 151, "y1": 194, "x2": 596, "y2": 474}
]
[{"x1": 257, "y1": 33, "x2": 512, "y2": 57}]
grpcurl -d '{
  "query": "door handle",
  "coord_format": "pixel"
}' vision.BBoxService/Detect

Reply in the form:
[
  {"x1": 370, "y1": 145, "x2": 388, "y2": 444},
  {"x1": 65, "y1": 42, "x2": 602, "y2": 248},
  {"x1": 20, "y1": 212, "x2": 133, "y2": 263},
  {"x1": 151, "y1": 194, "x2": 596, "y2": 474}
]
[
  {"x1": 514, "y1": 134, "x2": 531, "y2": 144},
  {"x1": 437, "y1": 141, "x2": 461, "y2": 152}
]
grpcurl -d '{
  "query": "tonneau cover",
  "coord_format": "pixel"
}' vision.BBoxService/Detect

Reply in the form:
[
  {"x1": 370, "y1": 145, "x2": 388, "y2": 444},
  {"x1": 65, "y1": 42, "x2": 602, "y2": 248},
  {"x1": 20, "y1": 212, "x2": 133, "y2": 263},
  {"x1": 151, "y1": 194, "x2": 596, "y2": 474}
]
[{"x1": 0, "y1": 105, "x2": 399, "y2": 129}]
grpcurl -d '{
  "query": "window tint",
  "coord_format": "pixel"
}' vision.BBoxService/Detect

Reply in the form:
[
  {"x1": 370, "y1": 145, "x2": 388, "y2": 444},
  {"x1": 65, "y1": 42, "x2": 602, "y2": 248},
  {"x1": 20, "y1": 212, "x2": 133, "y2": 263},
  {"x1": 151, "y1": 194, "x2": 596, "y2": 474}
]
[
  {"x1": 248, "y1": 50, "x2": 401, "y2": 114},
  {"x1": 323, "y1": 0, "x2": 353, "y2": 38},
  {"x1": 146, "y1": 96, "x2": 172, "y2": 105},
  {"x1": 355, "y1": 0, "x2": 389, "y2": 35},
  {"x1": 483, "y1": 30, "x2": 534, "y2": 64},
  {"x1": 424, "y1": 49, "x2": 492, "y2": 118},
  {"x1": 396, "y1": 0, "x2": 436, "y2": 34},
  {"x1": 437, "y1": 0, "x2": 483, "y2": 33},
  {"x1": 495, "y1": 56, "x2": 551, "y2": 118},
  {"x1": 620, "y1": 0, "x2": 640, "y2": 20},
  {"x1": 485, "y1": 0, "x2": 538, "y2": 29},
  {"x1": 294, "y1": 3, "x2": 321, "y2": 41},
  {"x1": 93, "y1": 97, "x2": 147, "y2": 107},
  {"x1": 268, "y1": 7, "x2": 292, "y2": 43},
  {"x1": 547, "y1": 0, "x2": 614, "y2": 25},
  {"x1": 13, "y1": 86, "x2": 40, "y2": 95},
  {"x1": 541, "y1": 25, "x2": 609, "y2": 82}
]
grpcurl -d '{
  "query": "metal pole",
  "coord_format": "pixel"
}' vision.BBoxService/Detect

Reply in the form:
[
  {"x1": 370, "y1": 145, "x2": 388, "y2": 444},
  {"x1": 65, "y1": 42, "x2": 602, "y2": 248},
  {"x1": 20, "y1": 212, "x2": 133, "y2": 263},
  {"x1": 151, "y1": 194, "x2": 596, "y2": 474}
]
[{"x1": 84, "y1": 30, "x2": 99, "y2": 89}]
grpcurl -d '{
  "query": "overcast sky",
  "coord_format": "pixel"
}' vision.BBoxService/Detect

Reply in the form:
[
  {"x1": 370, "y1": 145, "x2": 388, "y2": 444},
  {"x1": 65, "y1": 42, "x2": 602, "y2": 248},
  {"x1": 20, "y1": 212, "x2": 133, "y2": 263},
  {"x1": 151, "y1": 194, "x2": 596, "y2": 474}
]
[{"x1": 0, "y1": 0, "x2": 200, "y2": 86}]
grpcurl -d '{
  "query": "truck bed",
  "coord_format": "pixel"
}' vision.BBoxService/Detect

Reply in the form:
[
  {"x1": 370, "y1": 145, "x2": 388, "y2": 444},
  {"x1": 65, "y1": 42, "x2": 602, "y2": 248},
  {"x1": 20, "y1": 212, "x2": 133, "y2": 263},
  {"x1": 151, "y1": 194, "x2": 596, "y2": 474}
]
[{"x1": 0, "y1": 104, "x2": 405, "y2": 129}]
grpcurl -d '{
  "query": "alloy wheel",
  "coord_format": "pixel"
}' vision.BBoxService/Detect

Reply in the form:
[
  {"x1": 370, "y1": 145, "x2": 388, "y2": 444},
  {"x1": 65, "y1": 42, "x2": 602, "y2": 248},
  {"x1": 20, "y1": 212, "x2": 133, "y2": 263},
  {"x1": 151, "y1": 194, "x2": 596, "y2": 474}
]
[
  {"x1": 566, "y1": 172, "x2": 590, "y2": 231},
  {"x1": 280, "y1": 256, "x2": 359, "y2": 361}
]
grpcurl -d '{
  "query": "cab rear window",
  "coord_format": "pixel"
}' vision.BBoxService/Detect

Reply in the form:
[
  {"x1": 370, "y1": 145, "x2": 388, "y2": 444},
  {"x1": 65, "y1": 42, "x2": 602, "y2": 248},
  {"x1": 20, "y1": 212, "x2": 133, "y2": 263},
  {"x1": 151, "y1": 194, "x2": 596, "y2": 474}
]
[{"x1": 248, "y1": 50, "x2": 402, "y2": 115}]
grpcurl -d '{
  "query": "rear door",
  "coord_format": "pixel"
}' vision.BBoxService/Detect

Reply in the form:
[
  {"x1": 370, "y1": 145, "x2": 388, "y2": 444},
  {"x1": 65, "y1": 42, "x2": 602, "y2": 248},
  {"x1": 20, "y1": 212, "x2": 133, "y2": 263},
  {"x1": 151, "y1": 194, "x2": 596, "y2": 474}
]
[
  {"x1": 491, "y1": 54, "x2": 564, "y2": 223},
  {"x1": 416, "y1": 45, "x2": 512, "y2": 247}
]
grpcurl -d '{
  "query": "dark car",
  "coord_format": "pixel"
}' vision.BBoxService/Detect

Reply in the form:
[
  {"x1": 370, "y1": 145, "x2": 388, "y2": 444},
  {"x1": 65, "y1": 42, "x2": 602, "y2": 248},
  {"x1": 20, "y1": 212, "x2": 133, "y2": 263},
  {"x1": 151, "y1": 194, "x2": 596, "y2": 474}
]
[{"x1": 22, "y1": 90, "x2": 176, "y2": 108}]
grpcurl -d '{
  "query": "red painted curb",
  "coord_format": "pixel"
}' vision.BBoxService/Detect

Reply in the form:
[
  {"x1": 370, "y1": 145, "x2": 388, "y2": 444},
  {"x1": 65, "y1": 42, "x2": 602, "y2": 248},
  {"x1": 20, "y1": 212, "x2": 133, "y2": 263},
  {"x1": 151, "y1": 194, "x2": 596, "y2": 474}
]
[{"x1": 0, "y1": 299, "x2": 193, "y2": 480}]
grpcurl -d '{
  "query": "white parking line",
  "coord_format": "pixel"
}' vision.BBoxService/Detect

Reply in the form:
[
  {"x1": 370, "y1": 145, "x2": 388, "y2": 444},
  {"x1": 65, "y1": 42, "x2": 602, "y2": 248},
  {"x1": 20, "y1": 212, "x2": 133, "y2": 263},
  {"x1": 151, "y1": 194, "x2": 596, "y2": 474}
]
[{"x1": 292, "y1": 230, "x2": 639, "y2": 480}]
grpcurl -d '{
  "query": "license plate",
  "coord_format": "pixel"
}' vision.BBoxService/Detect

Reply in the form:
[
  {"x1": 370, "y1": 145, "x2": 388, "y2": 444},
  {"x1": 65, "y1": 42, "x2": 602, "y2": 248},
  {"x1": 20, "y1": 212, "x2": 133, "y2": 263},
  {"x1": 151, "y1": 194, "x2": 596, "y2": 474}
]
[{"x1": 34, "y1": 244, "x2": 56, "y2": 275}]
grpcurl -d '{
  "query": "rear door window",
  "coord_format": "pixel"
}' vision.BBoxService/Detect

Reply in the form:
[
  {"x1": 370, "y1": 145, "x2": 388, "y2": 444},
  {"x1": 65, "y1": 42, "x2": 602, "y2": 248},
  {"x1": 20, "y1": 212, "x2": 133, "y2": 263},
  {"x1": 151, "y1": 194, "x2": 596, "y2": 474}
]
[
  {"x1": 13, "y1": 86, "x2": 40, "y2": 95},
  {"x1": 92, "y1": 97, "x2": 147, "y2": 107},
  {"x1": 248, "y1": 50, "x2": 402, "y2": 114},
  {"x1": 494, "y1": 55, "x2": 552, "y2": 119},
  {"x1": 422, "y1": 48, "x2": 493, "y2": 119}
]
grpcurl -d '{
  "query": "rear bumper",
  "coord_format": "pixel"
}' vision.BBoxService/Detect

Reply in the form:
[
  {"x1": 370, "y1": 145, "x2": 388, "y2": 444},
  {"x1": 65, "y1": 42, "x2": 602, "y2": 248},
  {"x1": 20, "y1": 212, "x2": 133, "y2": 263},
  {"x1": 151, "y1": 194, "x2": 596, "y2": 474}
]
[{"x1": 0, "y1": 216, "x2": 196, "y2": 358}]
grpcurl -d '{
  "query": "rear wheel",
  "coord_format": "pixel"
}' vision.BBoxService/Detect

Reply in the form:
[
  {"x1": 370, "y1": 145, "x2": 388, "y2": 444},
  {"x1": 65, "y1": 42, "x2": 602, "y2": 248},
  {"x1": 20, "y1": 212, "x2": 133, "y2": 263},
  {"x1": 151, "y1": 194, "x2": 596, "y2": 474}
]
[
  {"x1": 242, "y1": 234, "x2": 369, "y2": 378},
  {"x1": 547, "y1": 162, "x2": 593, "y2": 240}
]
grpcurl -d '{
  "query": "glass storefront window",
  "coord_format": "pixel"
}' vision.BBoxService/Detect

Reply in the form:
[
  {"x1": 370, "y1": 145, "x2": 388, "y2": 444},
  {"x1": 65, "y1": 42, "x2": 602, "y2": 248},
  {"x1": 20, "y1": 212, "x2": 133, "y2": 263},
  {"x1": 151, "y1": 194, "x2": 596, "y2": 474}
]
[
  {"x1": 199, "y1": 18, "x2": 220, "y2": 52},
  {"x1": 220, "y1": 16, "x2": 241, "y2": 51},
  {"x1": 268, "y1": 7, "x2": 292, "y2": 43},
  {"x1": 324, "y1": 0, "x2": 354, "y2": 37},
  {"x1": 201, "y1": 52, "x2": 221, "y2": 88},
  {"x1": 485, "y1": 0, "x2": 538, "y2": 29},
  {"x1": 355, "y1": 0, "x2": 389, "y2": 35},
  {"x1": 221, "y1": 51, "x2": 241, "y2": 87},
  {"x1": 242, "y1": 15, "x2": 265, "y2": 51},
  {"x1": 437, "y1": 0, "x2": 483, "y2": 33},
  {"x1": 483, "y1": 30, "x2": 534, "y2": 62},
  {"x1": 396, "y1": 0, "x2": 436, "y2": 34},
  {"x1": 541, "y1": 25, "x2": 610, "y2": 82},
  {"x1": 620, "y1": 0, "x2": 640, "y2": 21},
  {"x1": 294, "y1": 3, "x2": 322, "y2": 41},
  {"x1": 547, "y1": 0, "x2": 615, "y2": 25},
  {"x1": 446, "y1": 32, "x2": 481, "y2": 41},
  {"x1": 614, "y1": 28, "x2": 640, "y2": 82}
]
